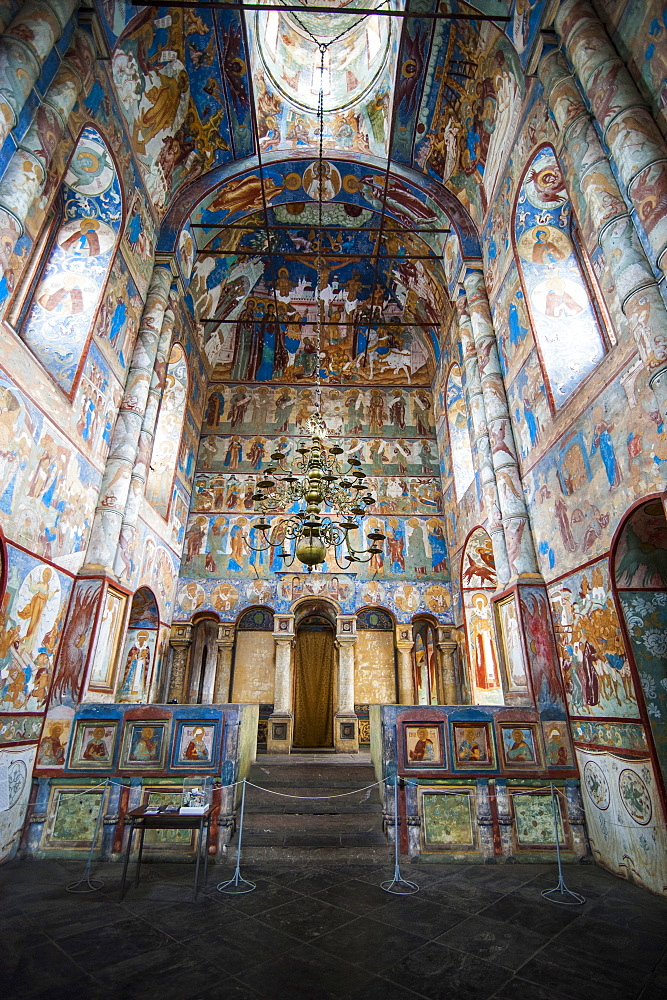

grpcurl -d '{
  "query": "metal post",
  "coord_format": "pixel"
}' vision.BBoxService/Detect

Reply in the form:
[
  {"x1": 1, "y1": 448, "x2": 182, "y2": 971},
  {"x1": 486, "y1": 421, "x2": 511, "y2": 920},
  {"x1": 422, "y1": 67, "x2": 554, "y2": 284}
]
[
  {"x1": 380, "y1": 776, "x2": 418, "y2": 895},
  {"x1": 66, "y1": 779, "x2": 109, "y2": 893},
  {"x1": 541, "y1": 783, "x2": 585, "y2": 906},
  {"x1": 217, "y1": 779, "x2": 256, "y2": 894}
]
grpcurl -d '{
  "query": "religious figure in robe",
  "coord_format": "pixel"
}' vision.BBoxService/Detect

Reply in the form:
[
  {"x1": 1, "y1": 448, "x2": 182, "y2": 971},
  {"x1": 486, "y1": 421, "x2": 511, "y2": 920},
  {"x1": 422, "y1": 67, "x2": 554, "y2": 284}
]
[
  {"x1": 119, "y1": 632, "x2": 152, "y2": 701},
  {"x1": 184, "y1": 726, "x2": 210, "y2": 761}
]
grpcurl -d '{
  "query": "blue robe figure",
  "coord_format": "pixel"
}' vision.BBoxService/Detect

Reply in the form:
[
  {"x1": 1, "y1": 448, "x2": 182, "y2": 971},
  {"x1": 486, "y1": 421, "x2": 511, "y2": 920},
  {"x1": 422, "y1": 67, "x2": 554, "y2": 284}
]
[
  {"x1": 428, "y1": 525, "x2": 448, "y2": 574},
  {"x1": 508, "y1": 297, "x2": 528, "y2": 347},
  {"x1": 108, "y1": 299, "x2": 127, "y2": 350}
]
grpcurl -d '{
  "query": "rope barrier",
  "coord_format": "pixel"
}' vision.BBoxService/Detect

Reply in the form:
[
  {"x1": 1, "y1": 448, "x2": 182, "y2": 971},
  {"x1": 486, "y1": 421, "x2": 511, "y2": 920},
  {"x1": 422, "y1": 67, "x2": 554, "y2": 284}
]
[{"x1": 244, "y1": 779, "x2": 383, "y2": 800}]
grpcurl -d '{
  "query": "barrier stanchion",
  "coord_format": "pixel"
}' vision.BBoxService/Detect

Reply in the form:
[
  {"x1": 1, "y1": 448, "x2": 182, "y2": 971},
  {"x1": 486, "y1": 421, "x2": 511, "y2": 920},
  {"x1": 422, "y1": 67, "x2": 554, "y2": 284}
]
[
  {"x1": 217, "y1": 778, "x2": 255, "y2": 895},
  {"x1": 66, "y1": 779, "x2": 109, "y2": 893},
  {"x1": 380, "y1": 776, "x2": 418, "y2": 895},
  {"x1": 540, "y1": 782, "x2": 585, "y2": 906}
]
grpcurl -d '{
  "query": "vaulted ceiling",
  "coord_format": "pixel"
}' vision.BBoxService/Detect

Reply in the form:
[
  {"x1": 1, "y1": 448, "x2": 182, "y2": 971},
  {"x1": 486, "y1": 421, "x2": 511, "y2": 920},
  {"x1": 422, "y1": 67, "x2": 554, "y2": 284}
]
[{"x1": 101, "y1": 0, "x2": 549, "y2": 368}]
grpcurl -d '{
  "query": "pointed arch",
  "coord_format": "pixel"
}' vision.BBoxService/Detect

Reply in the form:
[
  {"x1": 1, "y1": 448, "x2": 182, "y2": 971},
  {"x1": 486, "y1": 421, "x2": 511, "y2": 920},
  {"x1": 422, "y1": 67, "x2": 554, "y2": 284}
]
[
  {"x1": 513, "y1": 144, "x2": 611, "y2": 409},
  {"x1": 146, "y1": 343, "x2": 189, "y2": 516},
  {"x1": 446, "y1": 361, "x2": 475, "y2": 500},
  {"x1": 16, "y1": 126, "x2": 123, "y2": 395}
]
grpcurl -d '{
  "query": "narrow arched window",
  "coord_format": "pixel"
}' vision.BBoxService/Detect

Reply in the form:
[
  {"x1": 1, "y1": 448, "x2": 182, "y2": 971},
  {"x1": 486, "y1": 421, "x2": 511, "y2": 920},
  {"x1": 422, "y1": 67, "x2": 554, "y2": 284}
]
[
  {"x1": 146, "y1": 344, "x2": 188, "y2": 516},
  {"x1": 413, "y1": 618, "x2": 438, "y2": 705},
  {"x1": 446, "y1": 362, "x2": 475, "y2": 500},
  {"x1": 514, "y1": 145, "x2": 610, "y2": 409},
  {"x1": 18, "y1": 127, "x2": 122, "y2": 395}
]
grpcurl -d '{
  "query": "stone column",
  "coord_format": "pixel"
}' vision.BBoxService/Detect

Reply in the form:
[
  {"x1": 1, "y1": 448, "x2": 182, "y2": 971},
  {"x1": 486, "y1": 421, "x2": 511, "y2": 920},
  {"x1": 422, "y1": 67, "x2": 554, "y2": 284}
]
[
  {"x1": 436, "y1": 627, "x2": 458, "y2": 705},
  {"x1": 167, "y1": 624, "x2": 192, "y2": 703},
  {"x1": 395, "y1": 625, "x2": 414, "y2": 704},
  {"x1": 556, "y1": 0, "x2": 667, "y2": 278},
  {"x1": 0, "y1": 28, "x2": 96, "y2": 273},
  {"x1": 462, "y1": 270, "x2": 540, "y2": 580},
  {"x1": 334, "y1": 614, "x2": 358, "y2": 753},
  {"x1": 113, "y1": 300, "x2": 176, "y2": 580},
  {"x1": 0, "y1": 0, "x2": 79, "y2": 150},
  {"x1": 83, "y1": 261, "x2": 175, "y2": 574},
  {"x1": 539, "y1": 47, "x2": 667, "y2": 422},
  {"x1": 267, "y1": 613, "x2": 294, "y2": 753},
  {"x1": 213, "y1": 623, "x2": 234, "y2": 704},
  {"x1": 456, "y1": 292, "x2": 511, "y2": 586}
]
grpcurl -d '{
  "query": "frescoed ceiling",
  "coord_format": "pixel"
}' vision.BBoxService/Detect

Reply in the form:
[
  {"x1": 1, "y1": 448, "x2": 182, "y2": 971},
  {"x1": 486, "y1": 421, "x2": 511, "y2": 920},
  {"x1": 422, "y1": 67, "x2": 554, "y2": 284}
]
[{"x1": 97, "y1": 0, "x2": 551, "y2": 362}]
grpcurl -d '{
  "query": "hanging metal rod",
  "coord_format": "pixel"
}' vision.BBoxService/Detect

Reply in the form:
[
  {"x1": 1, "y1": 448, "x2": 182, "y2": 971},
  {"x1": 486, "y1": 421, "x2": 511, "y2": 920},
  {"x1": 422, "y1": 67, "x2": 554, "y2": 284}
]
[{"x1": 128, "y1": 3, "x2": 511, "y2": 20}]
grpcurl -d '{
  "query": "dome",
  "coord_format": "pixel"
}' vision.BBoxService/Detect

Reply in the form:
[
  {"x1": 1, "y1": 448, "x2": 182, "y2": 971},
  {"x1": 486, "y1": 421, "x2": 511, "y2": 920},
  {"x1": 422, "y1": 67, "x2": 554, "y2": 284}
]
[{"x1": 255, "y1": 0, "x2": 396, "y2": 113}]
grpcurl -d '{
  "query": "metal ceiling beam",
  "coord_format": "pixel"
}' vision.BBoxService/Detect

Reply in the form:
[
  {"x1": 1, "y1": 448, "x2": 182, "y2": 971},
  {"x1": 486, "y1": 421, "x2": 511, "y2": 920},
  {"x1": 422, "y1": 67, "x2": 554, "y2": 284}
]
[
  {"x1": 190, "y1": 223, "x2": 452, "y2": 234},
  {"x1": 199, "y1": 250, "x2": 442, "y2": 259},
  {"x1": 129, "y1": 3, "x2": 510, "y2": 20}
]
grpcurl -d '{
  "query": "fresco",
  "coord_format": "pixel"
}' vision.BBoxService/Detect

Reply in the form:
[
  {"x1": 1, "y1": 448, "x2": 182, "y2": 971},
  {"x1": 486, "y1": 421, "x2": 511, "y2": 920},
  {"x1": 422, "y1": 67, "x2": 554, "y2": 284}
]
[
  {"x1": 146, "y1": 344, "x2": 189, "y2": 514},
  {"x1": 249, "y1": 4, "x2": 397, "y2": 159},
  {"x1": 0, "y1": 372, "x2": 101, "y2": 565},
  {"x1": 514, "y1": 146, "x2": 606, "y2": 409},
  {"x1": 0, "y1": 744, "x2": 37, "y2": 862},
  {"x1": 73, "y1": 342, "x2": 123, "y2": 459},
  {"x1": 117, "y1": 588, "x2": 159, "y2": 703},
  {"x1": 95, "y1": 251, "x2": 143, "y2": 373},
  {"x1": 615, "y1": 499, "x2": 667, "y2": 789},
  {"x1": 523, "y1": 367, "x2": 666, "y2": 581},
  {"x1": 445, "y1": 364, "x2": 475, "y2": 501},
  {"x1": 549, "y1": 560, "x2": 638, "y2": 721},
  {"x1": 0, "y1": 544, "x2": 73, "y2": 713},
  {"x1": 577, "y1": 748, "x2": 667, "y2": 896},
  {"x1": 20, "y1": 127, "x2": 122, "y2": 394}
]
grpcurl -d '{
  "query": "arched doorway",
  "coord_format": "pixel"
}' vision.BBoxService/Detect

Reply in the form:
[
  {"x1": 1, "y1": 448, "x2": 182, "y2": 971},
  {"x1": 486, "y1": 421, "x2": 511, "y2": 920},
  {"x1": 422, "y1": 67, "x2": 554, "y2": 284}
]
[
  {"x1": 412, "y1": 617, "x2": 438, "y2": 705},
  {"x1": 293, "y1": 603, "x2": 336, "y2": 749},
  {"x1": 613, "y1": 497, "x2": 667, "y2": 790},
  {"x1": 187, "y1": 615, "x2": 219, "y2": 704}
]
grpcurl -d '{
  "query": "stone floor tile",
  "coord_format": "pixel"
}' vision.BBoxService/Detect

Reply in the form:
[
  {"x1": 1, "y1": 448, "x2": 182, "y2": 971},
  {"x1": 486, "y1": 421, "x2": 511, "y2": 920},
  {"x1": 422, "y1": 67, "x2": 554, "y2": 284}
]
[
  {"x1": 371, "y1": 896, "x2": 468, "y2": 939},
  {"x1": 435, "y1": 913, "x2": 549, "y2": 970},
  {"x1": 256, "y1": 893, "x2": 357, "y2": 940},
  {"x1": 0, "y1": 939, "x2": 95, "y2": 1000},
  {"x1": 184, "y1": 915, "x2": 301, "y2": 975},
  {"x1": 313, "y1": 877, "x2": 396, "y2": 914},
  {"x1": 55, "y1": 915, "x2": 172, "y2": 971},
  {"x1": 383, "y1": 940, "x2": 512, "y2": 1000},
  {"x1": 315, "y1": 914, "x2": 428, "y2": 974},
  {"x1": 480, "y1": 892, "x2": 583, "y2": 937},
  {"x1": 238, "y1": 945, "x2": 376, "y2": 1000}
]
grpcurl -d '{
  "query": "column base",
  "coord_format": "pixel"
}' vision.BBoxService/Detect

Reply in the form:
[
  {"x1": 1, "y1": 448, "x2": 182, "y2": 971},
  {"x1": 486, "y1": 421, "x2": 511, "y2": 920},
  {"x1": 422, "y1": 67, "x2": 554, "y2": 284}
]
[
  {"x1": 334, "y1": 712, "x2": 359, "y2": 753},
  {"x1": 267, "y1": 712, "x2": 293, "y2": 753}
]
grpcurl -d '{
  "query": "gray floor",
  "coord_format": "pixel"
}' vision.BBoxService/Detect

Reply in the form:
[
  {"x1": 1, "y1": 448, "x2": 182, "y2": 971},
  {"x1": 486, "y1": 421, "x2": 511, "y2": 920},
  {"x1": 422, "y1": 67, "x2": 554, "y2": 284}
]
[{"x1": 1, "y1": 856, "x2": 666, "y2": 1000}]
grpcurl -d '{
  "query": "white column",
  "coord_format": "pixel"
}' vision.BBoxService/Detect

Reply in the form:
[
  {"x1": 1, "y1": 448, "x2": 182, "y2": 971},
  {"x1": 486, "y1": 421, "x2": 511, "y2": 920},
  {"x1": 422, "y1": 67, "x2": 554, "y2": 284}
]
[
  {"x1": 213, "y1": 624, "x2": 235, "y2": 704},
  {"x1": 334, "y1": 614, "x2": 358, "y2": 752},
  {"x1": 396, "y1": 625, "x2": 414, "y2": 704},
  {"x1": 267, "y1": 614, "x2": 295, "y2": 753}
]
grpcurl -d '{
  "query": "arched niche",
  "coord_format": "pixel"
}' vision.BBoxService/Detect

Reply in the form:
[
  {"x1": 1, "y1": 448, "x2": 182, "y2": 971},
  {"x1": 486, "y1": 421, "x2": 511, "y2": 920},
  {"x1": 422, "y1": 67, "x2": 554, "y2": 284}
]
[
  {"x1": 293, "y1": 602, "x2": 336, "y2": 749},
  {"x1": 355, "y1": 606, "x2": 395, "y2": 705},
  {"x1": 231, "y1": 605, "x2": 275, "y2": 705},
  {"x1": 117, "y1": 587, "x2": 159, "y2": 703},
  {"x1": 613, "y1": 498, "x2": 667, "y2": 790},
  {"x1": 187, "y1": 613, "x2": 220, "y2": 704},
  {"x1": 147, "y1": 343, "x2": 189, "y2": 516},
  {"x1": 16, "y1": 126, "x2": 123, "y2": 395},
  {"x1": 412, "y1": 616, "x2": 438, "y2": 705},
  {"x1": 461, "y1": 527, "x2": 504, "y2": 706}
]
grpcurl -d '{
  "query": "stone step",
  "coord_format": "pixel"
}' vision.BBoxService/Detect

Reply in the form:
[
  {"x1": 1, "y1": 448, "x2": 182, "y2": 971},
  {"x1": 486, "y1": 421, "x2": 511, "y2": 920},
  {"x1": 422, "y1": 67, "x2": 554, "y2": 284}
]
[
  {"x1": 242, "y1": 813, "x2": 384, "y2": 834},
  {"x1": 247, "y1": 768, "x2": 379, "y2": 789},
  {"x1": 222, "y1": 844, "x2": 394, "y2": 864}
]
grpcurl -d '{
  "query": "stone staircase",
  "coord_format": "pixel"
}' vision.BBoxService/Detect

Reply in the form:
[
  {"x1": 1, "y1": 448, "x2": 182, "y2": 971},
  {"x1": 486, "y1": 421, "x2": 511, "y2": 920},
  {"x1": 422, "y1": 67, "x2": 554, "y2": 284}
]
[{"x1": 228, "y1": 753, "x2": 391, "y2": 862}]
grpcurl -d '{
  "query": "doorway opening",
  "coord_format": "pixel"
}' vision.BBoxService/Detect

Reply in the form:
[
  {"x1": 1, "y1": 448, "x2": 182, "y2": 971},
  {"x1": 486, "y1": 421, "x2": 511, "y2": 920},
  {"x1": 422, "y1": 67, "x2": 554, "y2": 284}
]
[{"x1": 293, "y1": 609, "x2": 335, "y2": 748}]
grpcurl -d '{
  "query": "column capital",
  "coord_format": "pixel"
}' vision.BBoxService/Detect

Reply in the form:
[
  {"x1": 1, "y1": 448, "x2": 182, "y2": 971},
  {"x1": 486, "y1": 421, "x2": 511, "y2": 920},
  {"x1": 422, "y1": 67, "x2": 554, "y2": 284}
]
[
  {"x1": 336, "y1": 613, "x2": 357, "y2": 643},
  {"x1": 273, "y1": 613, "x2": 295, "y2": 641},
  {"x1": 216, "y1": 622, "x2": 235, "y2": 646},
  {"x1": 170, "y1": 623, "x2": 192, "y2": 647},
  {"x1": 395, "y1": 624, "x2": 414, "y2": 652}
]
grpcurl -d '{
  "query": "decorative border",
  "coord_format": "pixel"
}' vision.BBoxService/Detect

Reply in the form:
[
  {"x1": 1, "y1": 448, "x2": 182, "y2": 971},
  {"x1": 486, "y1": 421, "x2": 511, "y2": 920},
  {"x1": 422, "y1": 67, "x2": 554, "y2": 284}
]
[
  {"x1": 119, "y1": 719, "x2": 171, "y2": 771},
  {"x1": 170, "y1": 719, "x2": 222, "y2": 771}
]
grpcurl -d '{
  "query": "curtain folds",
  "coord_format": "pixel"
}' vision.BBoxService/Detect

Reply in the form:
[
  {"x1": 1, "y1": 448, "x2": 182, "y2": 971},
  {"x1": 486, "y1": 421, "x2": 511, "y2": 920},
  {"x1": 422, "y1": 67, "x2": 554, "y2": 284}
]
[{"x1": 293, "y1": 628, "x2": 334, "y2": 747}]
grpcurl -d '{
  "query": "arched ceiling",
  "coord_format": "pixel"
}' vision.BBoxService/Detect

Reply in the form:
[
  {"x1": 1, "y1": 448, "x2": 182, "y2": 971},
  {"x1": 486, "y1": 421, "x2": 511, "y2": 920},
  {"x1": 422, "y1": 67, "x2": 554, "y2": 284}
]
[{"x1": 99, "y1": 0, "x2": 551, "y2": 363}]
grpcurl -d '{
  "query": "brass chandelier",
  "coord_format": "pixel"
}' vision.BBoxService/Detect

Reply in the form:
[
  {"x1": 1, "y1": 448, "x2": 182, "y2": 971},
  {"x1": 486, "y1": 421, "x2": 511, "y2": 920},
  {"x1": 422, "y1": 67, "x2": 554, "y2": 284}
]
[
  {"x1": 246, "y1": 27, "x2": 386, "y2": 572},
  {"x1": 248, "y1": 413, "x2": 386, "y2": 570}
]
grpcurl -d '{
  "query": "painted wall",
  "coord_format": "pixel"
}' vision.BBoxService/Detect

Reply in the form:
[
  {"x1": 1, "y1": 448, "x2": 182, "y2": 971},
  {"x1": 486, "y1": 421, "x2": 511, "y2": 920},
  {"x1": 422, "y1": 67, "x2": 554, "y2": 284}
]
[
  {"x1": 355, "y1": 630, "x2": 396, "y2": 704},
  {"x1": 231, "y1": 631, "x2": 275, "y2": 704}
]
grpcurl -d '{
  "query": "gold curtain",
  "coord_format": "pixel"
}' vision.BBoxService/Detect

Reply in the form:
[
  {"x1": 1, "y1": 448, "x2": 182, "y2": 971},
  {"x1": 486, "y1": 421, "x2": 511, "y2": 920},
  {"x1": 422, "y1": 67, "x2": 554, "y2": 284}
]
[{"x1": 293, "y1": 628, "x2": 335, "y2": 747}]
